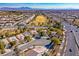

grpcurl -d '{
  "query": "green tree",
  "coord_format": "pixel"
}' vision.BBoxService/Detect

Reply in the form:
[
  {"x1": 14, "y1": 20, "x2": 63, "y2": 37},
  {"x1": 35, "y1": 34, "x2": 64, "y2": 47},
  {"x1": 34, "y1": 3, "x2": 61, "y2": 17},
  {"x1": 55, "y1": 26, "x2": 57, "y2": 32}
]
[
  {"x1": 39, "y1": 31, "x2": 46, "y2": 36},
  {"x1": 9, "y1": 41, "x2": 16, "y2": 46},
  {"x1": 0, "y1": 41, "x2": 5, "y2": 54},
  {"x1": 51, "y1": 37, "x2": 61, "y2": 45},
  {"x1": 31, "y1": 22, "x2": 36, "y2": 26},
  {"x1": 37, "y1": 28, "x2": 46, "y2": 36},
  {"x1": 53, "y1": 21, "x2": 63, "y2": 29},
  {"x1": 51, "y1": 28, "x2": 63, "y2": 36},
  {"x1": 47, "y1": 29, "x2": 51, "y2": 36},
  {"x1": 24, "y1": 36, "x2": 32, "y2": 42},
  {"x1": 56, "y1": 29, "x2": 63, "y2": 36}
]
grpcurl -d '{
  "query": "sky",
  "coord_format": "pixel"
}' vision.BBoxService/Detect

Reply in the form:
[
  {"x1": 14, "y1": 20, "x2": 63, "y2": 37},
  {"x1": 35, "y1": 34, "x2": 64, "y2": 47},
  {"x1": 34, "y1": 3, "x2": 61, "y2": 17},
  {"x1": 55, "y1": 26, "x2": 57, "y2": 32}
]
[{"x1": 0, "y1": 3, "x2": 79, "y2": 9}]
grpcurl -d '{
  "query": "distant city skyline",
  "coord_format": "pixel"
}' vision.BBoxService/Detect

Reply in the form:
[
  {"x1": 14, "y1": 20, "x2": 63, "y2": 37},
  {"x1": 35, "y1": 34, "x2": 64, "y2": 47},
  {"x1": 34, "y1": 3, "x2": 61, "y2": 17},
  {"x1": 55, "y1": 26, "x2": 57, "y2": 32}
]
[{"x1": 0, "y1": 3, "x2": 79, "y2": 9}]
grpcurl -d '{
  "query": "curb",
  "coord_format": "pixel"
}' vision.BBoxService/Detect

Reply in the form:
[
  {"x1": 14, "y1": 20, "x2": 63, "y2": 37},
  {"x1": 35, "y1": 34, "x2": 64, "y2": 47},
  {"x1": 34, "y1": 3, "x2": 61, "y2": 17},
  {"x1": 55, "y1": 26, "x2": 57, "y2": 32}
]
[{"x1": 57, "y1": 30, "x2": 66, "y2": 56}]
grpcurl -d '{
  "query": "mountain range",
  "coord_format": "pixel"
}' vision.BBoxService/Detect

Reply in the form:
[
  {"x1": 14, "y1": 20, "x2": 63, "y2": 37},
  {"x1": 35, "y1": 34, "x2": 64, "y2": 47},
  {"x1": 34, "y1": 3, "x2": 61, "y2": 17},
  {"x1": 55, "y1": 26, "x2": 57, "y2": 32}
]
[
  {"x1": 0, "y1": 7, "x2": 32, "y2": 11},
  {"x1": 0, "y1": 7, "x2": 79, "y2": 11}
]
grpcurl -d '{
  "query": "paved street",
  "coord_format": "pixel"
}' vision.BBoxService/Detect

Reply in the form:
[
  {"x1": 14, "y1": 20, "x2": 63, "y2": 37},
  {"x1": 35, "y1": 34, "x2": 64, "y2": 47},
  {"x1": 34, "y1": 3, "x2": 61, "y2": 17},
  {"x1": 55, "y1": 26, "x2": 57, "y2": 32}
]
[
  {"x1": 62, "y1": 21, "x2": 79, "y2": 56},
  {"x1": 17, "y1": 39, "x2": 51, "y2": 51},
  {"x1": 70, "y1": 25, "x2": 79, "y2": 47}
]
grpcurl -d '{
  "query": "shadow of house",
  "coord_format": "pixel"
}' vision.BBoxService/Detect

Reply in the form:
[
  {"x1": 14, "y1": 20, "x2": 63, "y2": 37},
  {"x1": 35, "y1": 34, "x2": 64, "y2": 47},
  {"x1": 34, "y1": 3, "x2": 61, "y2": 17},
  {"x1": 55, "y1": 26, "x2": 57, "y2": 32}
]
[{"x1": 45, "y1": 42, "x2": 54, "y2": 49}]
